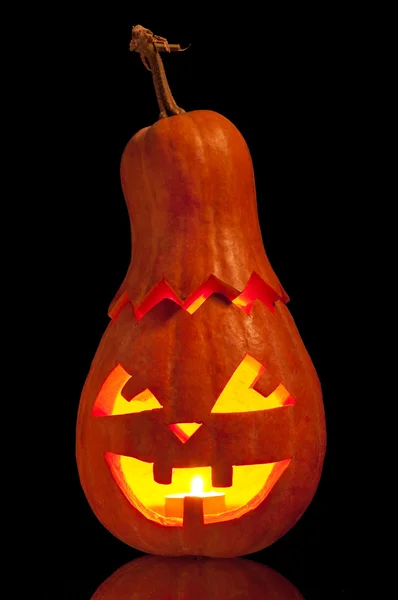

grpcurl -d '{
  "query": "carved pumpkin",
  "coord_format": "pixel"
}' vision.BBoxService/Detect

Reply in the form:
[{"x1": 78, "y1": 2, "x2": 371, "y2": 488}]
[
  {"x1": 76, "y1": 25, "x2": 326, "y2": 557},
  {"x1": 91, "y1": 555, "x2": 304, "y2": 599}
]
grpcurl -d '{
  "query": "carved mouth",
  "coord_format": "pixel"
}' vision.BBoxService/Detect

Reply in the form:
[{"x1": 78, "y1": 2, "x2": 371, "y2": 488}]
[
  {"x1": 105, "y1": 453, "x2": 291, "y2": 526},
  {"x1": 94, "y1": 353, "x2": 295, "y2": 527}
]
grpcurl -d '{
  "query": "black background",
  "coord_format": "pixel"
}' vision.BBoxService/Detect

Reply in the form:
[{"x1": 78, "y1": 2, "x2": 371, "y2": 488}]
[{"x1": 32, "y1": 5, "x2": 369, "y2": 599}]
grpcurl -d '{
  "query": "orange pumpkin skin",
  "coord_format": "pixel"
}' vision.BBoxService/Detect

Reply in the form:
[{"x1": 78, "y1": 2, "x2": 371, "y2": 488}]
[
  {"x1": 76, "y1": 109, "x2": 326, "y2": 557},
  {"x1": 112, "y1": 109, "x2": 289, "y2": 308},
  {"x1": 91, "y1": 555, "x2": 304, "y2": 599}
]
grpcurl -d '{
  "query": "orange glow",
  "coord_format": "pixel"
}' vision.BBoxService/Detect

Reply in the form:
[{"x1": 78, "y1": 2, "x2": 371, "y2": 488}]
[
  {"x1": 212, "y1": 354, "x2": 295, "y2": 413},
  {"x1": 94, "y1": 359, "x2": 294, "y2": 526},
  {"x1": 185, "y1": 293, "x2": 207, "y2": 314},
  {"x1": 191, "y1": 475, "x2": 204, "y2": 494},
  {"x1": 92, "y1": 365, "x2": 132, "y2": 417},
  {"x1": 169, "y1": 423, "x2": 202, "y2": 443},
  {"x1": 106, "y1": 453, "x2": 291, "y2": 524},
  {"x1": 93, "y1": 358, "x2": 295, "y2": 418},
  {"x1": 108, "y1": 290, "x2": 131, "y2": 322},
  {"x1": 133, "y1": 280, "x2": 183, "y2": 320},
  {"x1": 232, "y1": 271, "x2": 282, "y2": 314},
  {"x1": 92, "y1": 365, "x2": 162, "y2": 417},
  {"x1": 108, "y1": 272, "x2": 287, "y2": 322},
  {"x1": 183, "y1": 275, "x2": 237, "y2": 313}
]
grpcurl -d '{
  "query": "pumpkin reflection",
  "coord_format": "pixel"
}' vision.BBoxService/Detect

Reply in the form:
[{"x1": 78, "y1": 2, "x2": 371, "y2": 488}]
[{"x1": 91, "y1": 555, "x2": 303, "y2": 599}]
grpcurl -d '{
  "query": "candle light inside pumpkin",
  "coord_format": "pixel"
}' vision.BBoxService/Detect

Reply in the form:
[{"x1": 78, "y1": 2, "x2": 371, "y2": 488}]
[{"x1": 165, "y1": 475, "x2": 226, "y2": 518}]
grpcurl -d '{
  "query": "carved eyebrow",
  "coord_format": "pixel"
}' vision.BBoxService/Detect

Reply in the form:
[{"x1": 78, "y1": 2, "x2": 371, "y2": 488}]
[
  {"x1": 211, "y1": 354, "x2": 295, "y2": 413},
  {"x1": 109, "y1": 271, "x2": 288, "y2": 322},
  {"x1": 92, "y1": 354, "x2": 296, "y2": 418},
  {"x1": 92, "y1": 365, "x2": 163, "y2": 417}
]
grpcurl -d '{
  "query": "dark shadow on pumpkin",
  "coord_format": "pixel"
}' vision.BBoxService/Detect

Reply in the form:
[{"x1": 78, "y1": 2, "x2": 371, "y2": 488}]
[{"x1": 90, "y1": 555, "x2": 304, "y2": 599}]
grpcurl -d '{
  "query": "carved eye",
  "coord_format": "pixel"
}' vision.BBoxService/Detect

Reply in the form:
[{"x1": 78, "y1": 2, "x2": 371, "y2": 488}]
[
  {"x1": 92, "y1": 365, "x2": 163, "y2": 416},
  {"x1": 211, "y1": 354, "x2": 294, "y2": 414},
  {"x1": 116, "y1": 389, "x2": 163, "y2": 415}
]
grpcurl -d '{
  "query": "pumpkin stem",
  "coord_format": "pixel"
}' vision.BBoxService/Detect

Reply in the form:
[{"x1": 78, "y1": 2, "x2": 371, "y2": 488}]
[{"x1": 130, "y1": 25, "x2": 186, "y2": 119}]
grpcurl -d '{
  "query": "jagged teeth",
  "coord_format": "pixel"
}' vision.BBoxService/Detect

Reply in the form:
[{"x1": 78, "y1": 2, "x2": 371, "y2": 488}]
[
  {"x1": 212, "y1": 463, "x2": 233, "y2": 488},
  {"x1": 153, "y1": 465, "x2": 234, "y2": 488},
  {"x1": 153, "y1": 463, "x2": 172, "y2": 485}
]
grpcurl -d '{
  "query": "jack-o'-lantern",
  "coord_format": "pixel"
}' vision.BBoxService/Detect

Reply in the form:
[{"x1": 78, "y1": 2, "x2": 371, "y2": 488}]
[
  {"x1": 90, "y1": 555, "x2": 304, "y2": 599},
  {"x1": 76, "y1": 25, "x2": 326, "y2": 557}
]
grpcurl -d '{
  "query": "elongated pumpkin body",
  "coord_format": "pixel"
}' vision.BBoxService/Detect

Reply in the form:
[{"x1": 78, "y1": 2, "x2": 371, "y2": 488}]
[{"x1": 76, "y1": 110, "x2": 326, "y2": 557}]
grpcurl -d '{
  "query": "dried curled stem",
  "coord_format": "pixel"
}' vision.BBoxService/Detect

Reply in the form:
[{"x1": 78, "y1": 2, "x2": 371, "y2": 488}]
[{"x1": 130, "y1": 25, "x2": 186, "y2": 119}]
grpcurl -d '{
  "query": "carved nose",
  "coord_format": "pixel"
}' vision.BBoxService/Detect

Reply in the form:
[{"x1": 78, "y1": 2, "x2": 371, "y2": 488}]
[{"x1": 169, "y1": 422, "x2": 202, "y2": 443}]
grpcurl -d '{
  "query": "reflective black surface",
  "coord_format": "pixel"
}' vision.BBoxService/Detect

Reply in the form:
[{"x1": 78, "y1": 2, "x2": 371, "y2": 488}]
[
  {"x1": 87, "y1": 555, "x2": 309, "y2": 599},
  {"x1": 35, "y1": 6, "x2": 359, "y2": 599},
  {"x1": 56, "y1": 463, "x2": 350, "y2": 599},
  {"x1": 57, "y1": 517, "x2": 350, "y2": 599}
]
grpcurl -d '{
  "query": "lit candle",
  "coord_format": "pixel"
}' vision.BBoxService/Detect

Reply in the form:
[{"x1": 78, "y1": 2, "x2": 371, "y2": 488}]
[{"x1": 165, "y1": 475, "x2": 226, "y2": 518}]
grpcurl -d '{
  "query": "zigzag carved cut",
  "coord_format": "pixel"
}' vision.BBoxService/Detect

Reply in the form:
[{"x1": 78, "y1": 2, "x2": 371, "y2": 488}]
[{"x1": 109, "y1": 272, "x2": 289, "y2": 322}]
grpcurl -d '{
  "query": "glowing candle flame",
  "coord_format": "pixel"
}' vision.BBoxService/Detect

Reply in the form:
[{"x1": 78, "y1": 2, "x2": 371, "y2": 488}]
[{"x1": 190, "y1": 475, "x2": 204, "y2": 494}]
